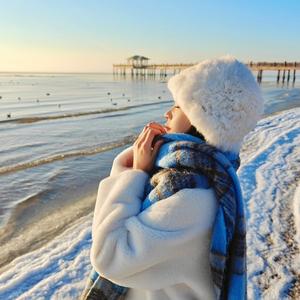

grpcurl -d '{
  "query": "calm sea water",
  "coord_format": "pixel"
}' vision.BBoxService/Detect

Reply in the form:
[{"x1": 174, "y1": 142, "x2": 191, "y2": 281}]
[{"x1": 0, "y1": 71, "x2": 299, "y2": 266}]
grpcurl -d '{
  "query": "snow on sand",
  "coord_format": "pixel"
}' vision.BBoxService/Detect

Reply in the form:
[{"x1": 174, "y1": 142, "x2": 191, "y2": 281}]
[
  {"x1": 0, "y1": 107, "x2": 299, "y2": 299},
  {"x1": 239, "y1": 107, "x2": 300, "y2": 299}
]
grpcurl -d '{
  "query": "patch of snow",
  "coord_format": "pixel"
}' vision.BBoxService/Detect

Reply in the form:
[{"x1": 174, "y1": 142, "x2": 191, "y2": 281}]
[
  {"x1": 293, "y1": 185, "x2": 300, "y2": 245},
  {"x1": 239, "y1": 107, "x2": 300, "y2": 299},
  {"x1": 0, "y1": 214, "x2": 93, "y2": 300}
]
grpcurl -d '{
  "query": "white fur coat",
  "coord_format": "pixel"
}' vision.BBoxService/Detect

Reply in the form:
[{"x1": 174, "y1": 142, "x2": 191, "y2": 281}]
[{"x1": 90, "y1": 146, "x2": 218, "y2": 300}]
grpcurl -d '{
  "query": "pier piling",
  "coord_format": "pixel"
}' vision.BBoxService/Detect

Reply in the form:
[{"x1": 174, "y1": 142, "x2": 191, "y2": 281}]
[
  {"x1": 277, "y1": 70, "x2": 280, "y2": 82},
  {"x1": 257, "y1": 70, "x2": 263, "y2": 83},
  {"x1": 282, "y1": 70, "x2": 286, "y2": 83}
]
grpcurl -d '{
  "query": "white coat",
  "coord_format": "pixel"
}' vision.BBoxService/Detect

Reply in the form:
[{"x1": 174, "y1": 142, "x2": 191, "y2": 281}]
[{"x1": 90, "y1": 146, "x2": 218, "y2": 300}]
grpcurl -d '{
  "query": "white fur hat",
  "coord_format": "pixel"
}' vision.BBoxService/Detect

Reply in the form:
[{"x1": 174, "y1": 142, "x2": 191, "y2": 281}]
[{"x1": 167, "y1": 55, "x2": 264, "y2": 152}]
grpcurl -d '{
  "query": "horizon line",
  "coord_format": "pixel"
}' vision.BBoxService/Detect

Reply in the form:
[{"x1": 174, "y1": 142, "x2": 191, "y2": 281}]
[{"x1": 0, "y1": 71, "x2": 114, "y2": 74}]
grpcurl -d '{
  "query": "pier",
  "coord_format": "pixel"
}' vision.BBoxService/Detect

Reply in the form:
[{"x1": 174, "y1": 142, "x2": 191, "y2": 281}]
[
  {"x1": 113, "y1": 55, "x2": 194, "y2": 78},
  {"x1": 249, "y1": 61, "x2": 299, "y2": 83},
  {"x1": 113, "y1": 56, "x2": 299, "y2": 83}
]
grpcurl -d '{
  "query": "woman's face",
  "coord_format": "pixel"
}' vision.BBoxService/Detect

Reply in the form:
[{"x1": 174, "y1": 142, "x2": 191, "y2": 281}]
[{"x1": 164, "y1": 104, "x2": 191, "y2": 133}]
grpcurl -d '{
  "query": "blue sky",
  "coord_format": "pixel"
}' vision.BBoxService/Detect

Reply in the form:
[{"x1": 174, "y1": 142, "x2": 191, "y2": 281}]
[{"x1": 0, "y1": 0, "x2": 299, "y2": 72}]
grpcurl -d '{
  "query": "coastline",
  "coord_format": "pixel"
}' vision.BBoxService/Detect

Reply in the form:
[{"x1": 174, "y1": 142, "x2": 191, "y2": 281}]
[
  {"x1": 0, "y1": 190, "x2": 96, "y2": 274},
  {"x1": 0, "y1": 143, "x2": 130, "y2": 273},
  {"x1": 238, "y1": 107, "x2": 300, "y2": 298},
  {"x1": 1, "y1": 104, "x2": 299, "y2": 272},
  {"x1": 0, "y1": 106, "x2": 299, "y2": 298}
]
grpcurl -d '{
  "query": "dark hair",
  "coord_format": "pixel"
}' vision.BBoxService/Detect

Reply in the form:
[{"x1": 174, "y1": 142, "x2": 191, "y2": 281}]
[{"x1": 187, "y1": 125, "x2": 206, "y2": 141}]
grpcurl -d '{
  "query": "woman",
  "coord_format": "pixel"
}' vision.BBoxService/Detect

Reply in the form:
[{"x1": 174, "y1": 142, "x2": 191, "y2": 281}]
[{"x1": 82, "y1": 55, "x2": 264, "y2": 300}]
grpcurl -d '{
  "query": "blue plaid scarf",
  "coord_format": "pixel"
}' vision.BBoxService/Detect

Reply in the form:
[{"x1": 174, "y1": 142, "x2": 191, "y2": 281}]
[{"x1": 81, "y1": 133, "x2": 246, "y2": 300}]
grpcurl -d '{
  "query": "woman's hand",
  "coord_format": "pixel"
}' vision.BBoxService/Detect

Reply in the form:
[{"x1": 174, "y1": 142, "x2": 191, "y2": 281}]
[{"x1": 133, "y1": 122, "x2": 167, "y2": 173}]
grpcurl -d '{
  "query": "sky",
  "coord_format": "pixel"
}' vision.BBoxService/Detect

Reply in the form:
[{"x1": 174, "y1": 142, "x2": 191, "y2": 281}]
[{"x1": 0, "y1": 0, "x2": 299, "y2": 73}]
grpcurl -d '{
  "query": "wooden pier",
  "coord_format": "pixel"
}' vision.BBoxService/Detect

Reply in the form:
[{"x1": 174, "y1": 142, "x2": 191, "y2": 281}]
[
  {"x1": 113, "y1": 63, "x2": 195, "y2": 77},
  {"x1": 113, "y1": 56, "x2": 299, "y2": 83},
  {"x1": 249, "y1": 61, "x2": 299, "y2": 83}
]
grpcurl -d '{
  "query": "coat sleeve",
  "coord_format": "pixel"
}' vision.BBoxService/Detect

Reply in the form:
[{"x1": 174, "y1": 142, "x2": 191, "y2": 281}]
[
  {"x1": 90, "y1": 168, "x2": 217, "y2": 290},
  {"x1": 109, "y1": 146, "x2": 133, "y2": 176}
]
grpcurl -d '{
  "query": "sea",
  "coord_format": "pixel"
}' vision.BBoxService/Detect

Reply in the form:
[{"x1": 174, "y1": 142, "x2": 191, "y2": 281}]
[{"x1": 0, "y1": 71, "x2": 299, "y2": 270}]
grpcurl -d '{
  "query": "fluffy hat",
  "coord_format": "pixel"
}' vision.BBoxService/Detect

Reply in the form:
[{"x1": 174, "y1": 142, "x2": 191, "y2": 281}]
[{"x1": 167, "y1": 55, "x2": 264, "y2": 152}]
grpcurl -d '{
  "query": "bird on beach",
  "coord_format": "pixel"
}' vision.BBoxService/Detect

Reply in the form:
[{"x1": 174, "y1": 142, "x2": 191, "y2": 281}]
[
  {"x1": 122, "y1": 93, "x2": 125, "y2": 96},
  {"x1": 46, "y1": 93, "x2": 50, "y2": 96},
  {"x1": 158, "y1": 96, "x2": 161, "y2": 99},
  {"x1": 18, "y1": 97, "x2": 21, "y2": 101},
  {"x1": 127, "y1": 98, "x2": 131, "y2": 102},
  {"x1": 0, "y1": 96, "x2": 2, "y2": 99},
  {"x1": 58, "y1": 104, "x2": 61, "y2": 108},
  {"x1": 112, "y1": 102, "x2": 118, "y2": 106},
  {"x1": 7, "y1": 113, "x2": 11, "y2": 118},
  {"x1": 107, "y1": 92, "x2": 111, "y2": 95},
  {"x1": 36, "y1": 99, "x2": 40, "y2": 103}
]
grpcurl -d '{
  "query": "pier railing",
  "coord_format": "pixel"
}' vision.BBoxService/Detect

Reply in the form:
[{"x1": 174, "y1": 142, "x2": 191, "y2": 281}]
[{"x1": 249, "y1": 62, "x2": 299, "y2": 68}]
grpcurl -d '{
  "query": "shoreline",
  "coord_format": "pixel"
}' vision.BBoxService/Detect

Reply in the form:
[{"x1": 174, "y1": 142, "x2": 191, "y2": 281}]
[
  {"x1": 0, "y1": 189, "x2": 96, "y2": 274},
  {"x1": 0, "y1": 105, "x2": 299, "y2": 273},
  {"x1": 0, "y1": 143, "x2": 130, "y2": 272},
  {"x1": 0, "y1": 107, "x2": 299, "y2": 298},
  {"x1": 238, "y1": 107, "x2": 300, "y2": 298}
]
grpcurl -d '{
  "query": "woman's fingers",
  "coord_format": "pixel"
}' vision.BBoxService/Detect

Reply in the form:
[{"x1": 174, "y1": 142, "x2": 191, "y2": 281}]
[
  {"x1": 143, "y1": 128, "x2": 161, "y2": 150},
  {"x1": 147, "y1": 122, "x2": 167, "y2": 133},
  {"x1": 132, "y1": 123, "x2": 165, "y2": 173},
  {"x1": 143, "y1": 122, "x2": 166, "y2": 134},
  {"x1": 138, "y1": 127, "x2": 161, "y2": 149},
  {"x1": 134, "y1": 122, "x2": 166, "y2": 147}
]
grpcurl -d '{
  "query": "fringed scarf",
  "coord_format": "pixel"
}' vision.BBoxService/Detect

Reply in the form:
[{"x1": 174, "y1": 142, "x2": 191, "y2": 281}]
[{"x1": 81, "y1": 133, "x2": 247, "y2": 300}]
